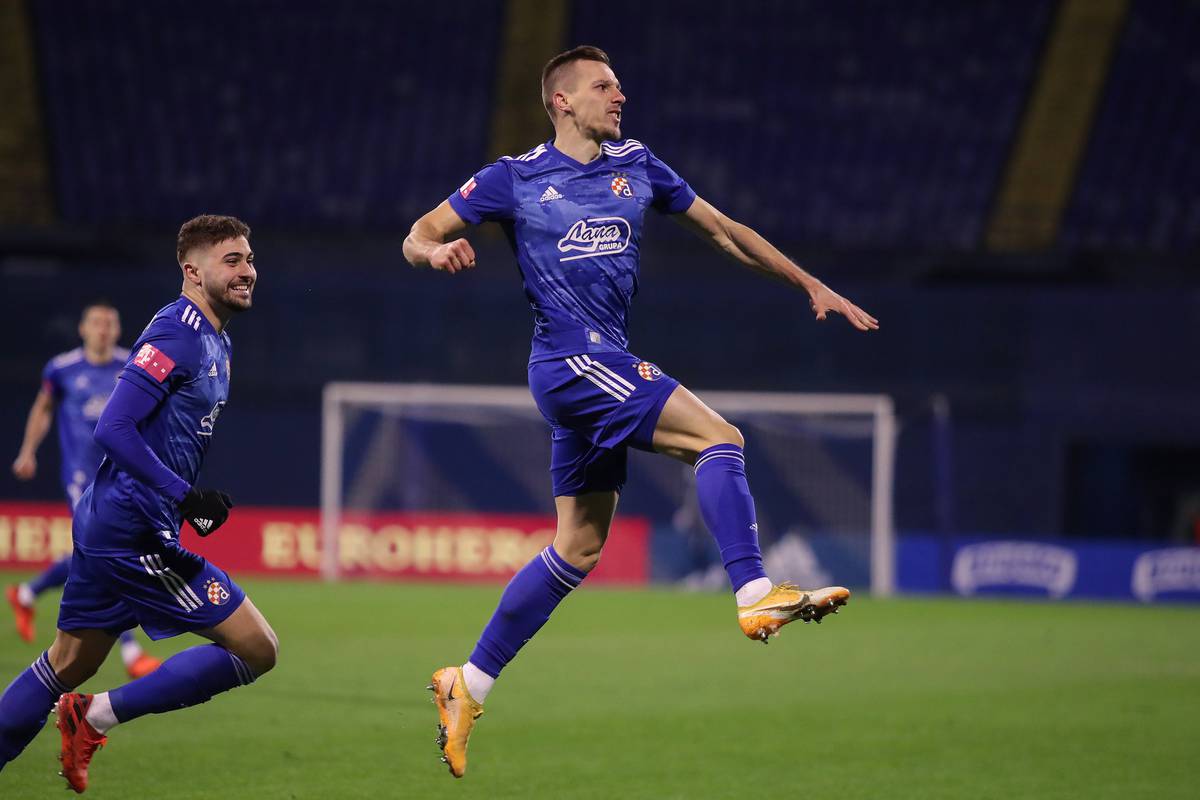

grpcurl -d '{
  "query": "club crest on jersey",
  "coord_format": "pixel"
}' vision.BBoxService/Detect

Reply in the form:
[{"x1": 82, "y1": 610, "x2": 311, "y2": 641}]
[
  {"x1": 204, "y1": 578, "x2": 231, "y2": 606},
  {"x1": 636, "y1": 361, "x2": 663, "y2": 381},
  {"x1": 557, "y1": 216, "x2": 631, "y2": 262},
  {"x1": 610, "y1": 173, "x2": 633, "y2": 198}
]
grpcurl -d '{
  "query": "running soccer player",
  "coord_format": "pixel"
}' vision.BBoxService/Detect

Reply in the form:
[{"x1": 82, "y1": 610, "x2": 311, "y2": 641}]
[
  {"x1": 0, "y1": 215, "x2": 277, "y2": 793},
  {"x1": 7, "y1": 302, "x2": 161, "y2": 679},
  {"x1": 403, "y1": 46, "x2": 879, "y2": 777}
]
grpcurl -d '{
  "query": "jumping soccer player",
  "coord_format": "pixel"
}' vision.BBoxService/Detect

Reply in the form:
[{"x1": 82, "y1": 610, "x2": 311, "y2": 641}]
[
  {"x1": 403, "y1": 46, "x2": 879, "y2": 777},
  {"x1": 8, "y1": 301, "x2": 161, "y2": 679},
  {"x1": 0, "y1": 215, "x2": 277, "y2": 793}
]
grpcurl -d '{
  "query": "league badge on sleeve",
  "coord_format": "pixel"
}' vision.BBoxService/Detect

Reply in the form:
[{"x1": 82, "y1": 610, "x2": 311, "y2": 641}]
[
  {"x1": 204, "y1": 578, "x2": 231, "y2": 606},
  {"x1": 459, "y1": 177, "x2": 477, "y2": 199},
  {"x1": 133, "y1": 344, "x2": 176, "y2": 383},
  {"x1": 636, "y1": 361, "x2": 663, "y2": 381},
  {"x1": 610, "y1": 174, "x2": 633, "y2": 198}
]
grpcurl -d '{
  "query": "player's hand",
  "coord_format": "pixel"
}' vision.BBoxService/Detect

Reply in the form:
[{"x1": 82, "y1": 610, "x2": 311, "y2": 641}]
[
  {"x1": 808, "y1": 284, "x2": 879, "y2": 331},
  {"x1": 11, "y1": 452, "x2": 36, "y2": 480},
  {"x1": 429, "y1": 239, "x2": 477, "y2": 274},
  {"x1": 179, "y1": 487, "x2": 234, "y2": 537}
]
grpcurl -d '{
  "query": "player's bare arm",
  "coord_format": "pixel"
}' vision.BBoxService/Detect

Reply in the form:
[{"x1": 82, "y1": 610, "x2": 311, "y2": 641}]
[
  {"x1": 404, "y1": 200, "x2": 476, "y2": 274},
  {"x1": 12, "y1": 387, "x2": 55, "y2": 480},
  {"x1": 676, "y1": 196, "x2": 880, "y2": 332}
]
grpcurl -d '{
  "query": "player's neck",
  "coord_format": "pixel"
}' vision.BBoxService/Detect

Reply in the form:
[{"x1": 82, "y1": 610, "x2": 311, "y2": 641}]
[
  {"x1": 82, "y1": 344, "x2": 113, "y2": 364},
  {"x1": 552, "y1": 128, "x2": 603, "y2": 165},
  {"x1": 181, "y1": 288, "x2": 230, "y2": 333}
]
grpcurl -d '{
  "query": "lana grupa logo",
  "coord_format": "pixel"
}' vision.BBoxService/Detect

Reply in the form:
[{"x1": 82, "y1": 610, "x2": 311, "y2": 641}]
[{"x1": 557, "y1": 217, "x2": 631, "y2": 261}]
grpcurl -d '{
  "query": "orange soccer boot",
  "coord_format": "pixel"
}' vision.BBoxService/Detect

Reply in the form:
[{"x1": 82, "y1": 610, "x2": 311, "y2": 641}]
[
  {"x1": 5, "y1": 584, "x2": 35, "y2": 642},
  {"x1": 738, "y1": 583, "x2": 850, "y2": 643},
  {"x1": 55, "y1": 693, "x2": 108, "y2": 793},
  {"x1": 125, "y1": 653, "x2": 162, "y2": 679},
  {"x1": 428, "y1": 666, "x2": 484, "y2": 778}
]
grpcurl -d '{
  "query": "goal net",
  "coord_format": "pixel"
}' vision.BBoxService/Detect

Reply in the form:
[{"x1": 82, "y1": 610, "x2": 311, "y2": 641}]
[{"x1": 320, "y1": 383, "x2": 896, "y2": 594}]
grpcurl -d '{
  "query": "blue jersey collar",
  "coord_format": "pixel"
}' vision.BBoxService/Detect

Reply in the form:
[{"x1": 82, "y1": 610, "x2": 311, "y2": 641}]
[{"x1": 545, "y1": 139, "x2": 609, "y2": 172}]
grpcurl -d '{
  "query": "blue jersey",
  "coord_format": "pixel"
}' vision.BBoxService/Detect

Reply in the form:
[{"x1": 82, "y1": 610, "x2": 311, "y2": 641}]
[
  {"x1": 41, "y1": 347, "x2": 128, "y2": 507},
  {"x1": 74, "y1": 297, "x2": 232, "y2": 556},
  {"x1": 447, "y1": 139, "x2": 696, "y2": 361}
]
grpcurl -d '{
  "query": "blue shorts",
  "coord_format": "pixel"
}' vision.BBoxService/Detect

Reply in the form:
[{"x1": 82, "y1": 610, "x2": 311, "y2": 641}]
[
  {"x1": 529, "y1": 352, "x2": 679, "y2": 496},
  {"x1": 57, "y1": 543, "x2": 245, "y2": 640}
]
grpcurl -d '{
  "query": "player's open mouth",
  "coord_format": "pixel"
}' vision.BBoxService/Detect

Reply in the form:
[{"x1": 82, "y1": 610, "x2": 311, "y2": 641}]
[{"x1": 229, "y1": 284, "x2": 252, "y2": 296}]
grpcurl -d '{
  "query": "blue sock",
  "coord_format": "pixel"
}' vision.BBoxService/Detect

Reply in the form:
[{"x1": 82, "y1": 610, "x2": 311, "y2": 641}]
[
  {"x1": 0, "y1": 652, "x2": 73, "y2": 769},
  {"x1": 469, "y1": 546, "x2": 588, "y2": 678},
  {"x1": 694, "y1": 444, "x2": 768, "y2": 592},
  {"x1": 109, "y1": 644, "x2": 254, "y2": 723},
  {"x1": 28, "y1": 556, "x2": 72, "y2": 597},
  {"x1": 118, "y1": 630, "x2": 136, "y2": 646}
]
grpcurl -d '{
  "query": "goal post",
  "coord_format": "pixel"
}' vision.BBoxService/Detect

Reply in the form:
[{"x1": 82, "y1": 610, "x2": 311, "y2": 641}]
[{"x1": 321, "y1": 382, "x2": 897, "y2": 595}]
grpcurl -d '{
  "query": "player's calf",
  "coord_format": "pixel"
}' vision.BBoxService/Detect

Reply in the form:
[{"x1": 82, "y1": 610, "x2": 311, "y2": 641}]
[{"x1": 48, "y1": 629, "x2": 118, "y2": 688}]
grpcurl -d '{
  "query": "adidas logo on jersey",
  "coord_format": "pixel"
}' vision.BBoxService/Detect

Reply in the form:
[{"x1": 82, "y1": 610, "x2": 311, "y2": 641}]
[
  {"x1": 208, "y1": 362, "x2": 218, "y2": 377},
  {"x1": 539, "y1": 185, "x2": 564, "y2": 203}
]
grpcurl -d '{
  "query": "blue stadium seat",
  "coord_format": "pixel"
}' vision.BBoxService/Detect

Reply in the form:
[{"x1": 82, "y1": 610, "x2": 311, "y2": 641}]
[
  {"x1": 31, "y1": 0, "x2": 505, "y2": 228},
  {"x1": 570, "y1": 0, "x2": 1052, "y2": 248},
  {"x1": 1063, "y1": 0, "x2": 1200, "y2": 251}
]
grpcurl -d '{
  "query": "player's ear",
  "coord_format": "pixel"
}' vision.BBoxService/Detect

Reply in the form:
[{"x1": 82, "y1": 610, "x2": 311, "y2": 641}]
[
  {"x1": 180, "y1": 260, "x2": 201, "y2": 286},
  {"x1": 553, "y1": 90, "x2": 572, "y2": 117}
]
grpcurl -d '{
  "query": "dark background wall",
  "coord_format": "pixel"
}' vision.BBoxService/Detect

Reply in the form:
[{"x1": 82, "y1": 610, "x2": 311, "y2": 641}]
[{"x1": 2, "y1": 0, "x2": 1198, "y2": 542}]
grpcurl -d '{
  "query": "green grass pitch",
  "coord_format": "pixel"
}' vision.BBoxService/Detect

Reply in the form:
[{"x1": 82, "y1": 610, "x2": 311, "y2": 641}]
[{"x1": 1, "y1": 578, "x2": 1197, "y2": 798}]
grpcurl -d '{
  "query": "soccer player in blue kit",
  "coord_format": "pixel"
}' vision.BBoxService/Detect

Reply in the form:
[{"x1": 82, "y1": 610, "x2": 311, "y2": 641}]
[
  {"x1": 404, "y1": 46, "x2": 879, "y2": 777},
  {"x1": 0, "y1": 215, "x2": 278, "y2": 793},
  {"x1": 8, "y1": 301, "x2": 162, "y2": 679}
]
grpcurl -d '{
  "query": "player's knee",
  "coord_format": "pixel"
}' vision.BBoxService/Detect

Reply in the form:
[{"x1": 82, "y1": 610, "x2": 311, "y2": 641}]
[
  {"x1": 704, "y1": 421, "x2": 743, "y2": 451},
  {"x1": 555, "y1": 540, "x2": 602, "y2": 573},
  {"x1": 571, "y1": 548, "x2": 602, "y2": 573},
  {"x1": 236, "y1": 626, "x2": 279, "y2": 677},
  {"x1": 725, "y1": 423, "x2": 745, "y2": 449}
]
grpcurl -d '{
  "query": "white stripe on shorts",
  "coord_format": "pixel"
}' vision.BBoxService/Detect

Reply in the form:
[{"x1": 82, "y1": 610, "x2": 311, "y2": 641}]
[
  {"x1": 140, "y1": 554, "x2": 201, "y2": 611},
  {"x1": 151, "y1": 554, "x2": 205, "y2": 608},
  {"x1": 581, "y1": 355, "x2": 636, "y2": 392},
  {"x1": 566, "y1": 356, "x2": 629, "y2": 402}
]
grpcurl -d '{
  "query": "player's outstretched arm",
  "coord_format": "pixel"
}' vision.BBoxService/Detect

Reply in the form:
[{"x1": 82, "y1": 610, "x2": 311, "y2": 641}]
[
  {"x1": 675, "y1": 196, "x2": 879, "y2": 331},
  {"x1": 12, "y1": 387, "x2": 54, "y2": 480},
  {"x1": 403, "y1": 200, "x2": 477, "y2": 274}
]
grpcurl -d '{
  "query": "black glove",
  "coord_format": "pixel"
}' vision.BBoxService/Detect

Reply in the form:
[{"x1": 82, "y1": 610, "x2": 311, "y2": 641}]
[{"x1": 179, "y1": 487, "x2": 234, "y2": 537}]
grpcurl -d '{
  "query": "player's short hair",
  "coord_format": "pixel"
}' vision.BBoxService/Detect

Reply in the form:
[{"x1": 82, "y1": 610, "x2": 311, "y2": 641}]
[
  {"x1": 176, "y1": 214, "x2": 251, "y2": 264},
  {"x1": 80, "y1": 299, "x2": 118, "y2": 319},
  {"x1": 541, "y1": 45, "x2": 611, "y2": 118}
]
